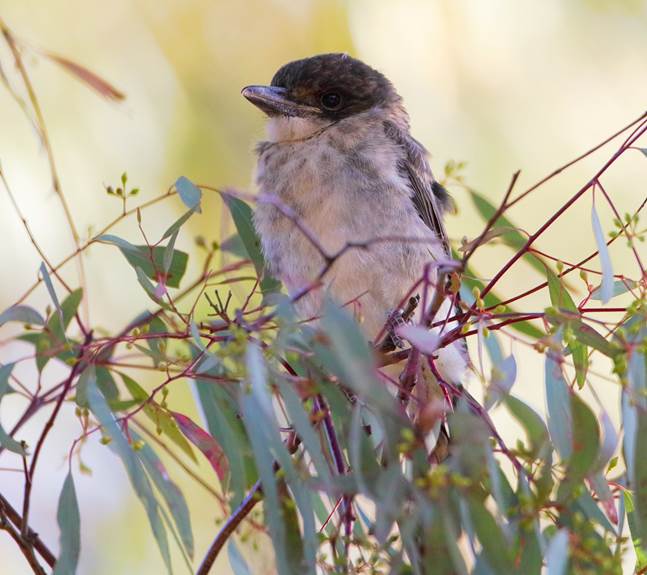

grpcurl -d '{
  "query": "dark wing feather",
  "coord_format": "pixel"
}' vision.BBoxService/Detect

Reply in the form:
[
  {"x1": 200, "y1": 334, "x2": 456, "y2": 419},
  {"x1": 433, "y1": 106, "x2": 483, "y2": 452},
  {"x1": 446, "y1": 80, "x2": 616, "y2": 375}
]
[{"x1": 384, "y1": 121, "x2": 450, "y2": 255}]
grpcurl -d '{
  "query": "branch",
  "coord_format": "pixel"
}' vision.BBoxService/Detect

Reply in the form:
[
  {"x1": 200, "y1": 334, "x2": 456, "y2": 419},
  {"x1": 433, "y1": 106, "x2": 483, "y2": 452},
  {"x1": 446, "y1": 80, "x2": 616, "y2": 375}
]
[
  {"x1": 196, "y1": 480, "x2": 263, "y2": 575},
  {"x1": 0, "y1": 491, "x2": 55, "y2": 569}
]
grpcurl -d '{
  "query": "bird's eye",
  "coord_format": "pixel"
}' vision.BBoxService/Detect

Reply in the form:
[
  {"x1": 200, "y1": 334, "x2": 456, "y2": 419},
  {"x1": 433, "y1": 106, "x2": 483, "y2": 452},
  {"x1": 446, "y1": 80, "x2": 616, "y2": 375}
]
[{"x1": 320, "y1": 92, "x2": 342, "y2": 110}]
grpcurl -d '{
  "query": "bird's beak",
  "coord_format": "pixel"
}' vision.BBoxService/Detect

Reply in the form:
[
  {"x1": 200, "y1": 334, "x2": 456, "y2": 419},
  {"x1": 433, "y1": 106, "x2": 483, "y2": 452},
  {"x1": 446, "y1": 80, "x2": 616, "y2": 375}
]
[{"x1": 242, "y1": 85, "x2": 320, "y2": 117}]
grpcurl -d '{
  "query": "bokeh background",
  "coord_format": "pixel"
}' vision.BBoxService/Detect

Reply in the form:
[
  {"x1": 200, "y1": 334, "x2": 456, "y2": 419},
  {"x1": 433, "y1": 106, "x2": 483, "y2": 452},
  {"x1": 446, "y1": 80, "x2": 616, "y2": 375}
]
[{"x1": 1, "y1": 0, "x2": 646, "y2": 573}]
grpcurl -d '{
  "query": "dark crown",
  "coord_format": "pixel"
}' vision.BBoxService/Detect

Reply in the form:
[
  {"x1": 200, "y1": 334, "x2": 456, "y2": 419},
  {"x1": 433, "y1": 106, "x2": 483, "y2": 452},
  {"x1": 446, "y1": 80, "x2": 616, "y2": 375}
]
[{"x1": 270, "y1": 53, "x2": 399, "y2": 119}]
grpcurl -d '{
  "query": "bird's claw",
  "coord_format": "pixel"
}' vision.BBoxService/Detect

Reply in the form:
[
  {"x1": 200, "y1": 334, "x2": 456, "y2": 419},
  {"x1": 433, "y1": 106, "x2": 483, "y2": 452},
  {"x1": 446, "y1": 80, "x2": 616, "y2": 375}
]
[{"x1": 386, "y1": 307, "x2": 408, "y2": 349}]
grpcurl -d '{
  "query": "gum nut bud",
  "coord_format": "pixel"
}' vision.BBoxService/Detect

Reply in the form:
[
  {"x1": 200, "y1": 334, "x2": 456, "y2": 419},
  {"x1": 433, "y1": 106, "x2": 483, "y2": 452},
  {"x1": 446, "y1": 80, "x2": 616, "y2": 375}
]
[{"x1": 121, "y1": 172, "x2": 128, "y2": 185}]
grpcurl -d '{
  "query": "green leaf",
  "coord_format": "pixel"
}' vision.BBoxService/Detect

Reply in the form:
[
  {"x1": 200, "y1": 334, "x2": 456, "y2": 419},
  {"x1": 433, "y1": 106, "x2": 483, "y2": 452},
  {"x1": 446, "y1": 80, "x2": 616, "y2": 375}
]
[
  {"x1": 162, "y1": 209, "x2": 194, "y2": 241},
  {"x1": 120, "y1": 373, "x2": 196, "y2": 462},
  {"x1": 544, "y1": 309, "x2": 621, "y2": 359},
  {"x1": 163, "y1": 227, "x2": 180, "y2": 275},
  {"x1": 545, "y1": 355, "x2": 572, "y2": 460},
  {"x1": 175, "y1": 176, "x2": 202, "y2": 212},
  {"x1": 467, "y1": 496, "x2": 514, "y2": 573},
  {"x1": 557, "y1": 393, "x2": 600, "y2": 501},
  {"x1": 469, "y1": 190, "x2": 551, "y2": 276},
  {"x1": 98, "y1": 235, "x2": 188, "y2": 288},
  {"x1": 53, "y1": 472, "x2": 81, "y2": 575},
  {"x1": 172, "y1": 411, "x2": 228, "y2": 482},
  {"x1": 220, "y1": 234, "x2": 247, "y2": 258},
  {"x1": 316, "y1": 299, "x2": 394, "y2": 413},
  {"x1": 0, "y1": 305, "x2": 44, "y2": 327},
  {"x1": 504, "y1": 395, "x2": 549, "y2": 459},
  {"x1": 546, "y1": 268, "x2": 577, "y2": 312},
  {"x1": 545, "y1": 528, "x2": 569, "y2": 575},
  {"x1": 590, "y1": 278, "x2": 637, "y2": 301},
  {"x1": 0, "y1": 363, "x2": 26, "y2": 455},
  {"x1": 146, "y1": 317, "x2": 167, "y2": 367},
  {"x1": 40, "y1": 262, "x2": 64, "y2": 329},
  {"x1": 242, "y1": 344, "x2": 311, "y2": 573},
  {"x1": 192, "y1": 369, "x2": 254, "y2": 505},
  {"x1": 545, "y1": 268, "x2": 589, "y2": 385},
  {"x1": 135, "y1": 434, "x2": 194, "y2": 559},
  {"x1": 18, "y1": 291, "x2": 82, "y2": 370},
  {"x1": 228, "y1": 540, "x2": 252, "y2": 575},
  {"x1": 25, "y1": 288, "x2": 84, "y2": 374},
  {"x1": 48, "y1": 288, "x2": 83, "y2": 343},
  {"x1": 633, "y1": 405, "x2": 647, "y2": 554},
  {"x1": 86, "y1": 367, "x2": 172, "y2": 572},
  {"x1": 485, "y1": 354, "x2": 516, "y2": 409},
  {"x1": 278, "y1": 379, "x2": 332, "y2": 485},
  {"x1": 222, "y1": 193, "x2": 281, "y2": 294},
  {"x1": 626, "y1": 490, "x2": 647, "y2": 570},
  {"x1": 591, "y1": 203, "x2": 614, "y2": 304}
]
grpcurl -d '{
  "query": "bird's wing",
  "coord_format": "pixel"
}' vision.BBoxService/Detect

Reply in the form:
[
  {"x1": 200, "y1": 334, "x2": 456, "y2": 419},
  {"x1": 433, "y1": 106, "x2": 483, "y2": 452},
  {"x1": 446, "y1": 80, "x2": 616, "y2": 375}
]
[{"x1": 384, "y1": 121, "x2": 450, "y2": 255}]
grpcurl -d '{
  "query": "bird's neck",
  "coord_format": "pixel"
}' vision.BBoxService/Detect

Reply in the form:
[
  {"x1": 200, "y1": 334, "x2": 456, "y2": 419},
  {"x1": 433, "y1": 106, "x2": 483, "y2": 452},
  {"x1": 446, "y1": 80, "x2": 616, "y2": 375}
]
[{"x1": 265, "y1": 116, "x2": 332, "y2": 143}]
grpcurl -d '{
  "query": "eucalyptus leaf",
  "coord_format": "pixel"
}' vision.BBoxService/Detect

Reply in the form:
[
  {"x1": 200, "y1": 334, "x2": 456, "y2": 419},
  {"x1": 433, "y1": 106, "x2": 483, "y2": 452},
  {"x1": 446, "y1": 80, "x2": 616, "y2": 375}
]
[
  {"x1": 0, "y1": 363, "x2": 26, "y2": 454},
  {"x1": 222, "y1": 193, "x2": 281, "y2": 294},
  {"x1": 0, "y1": 304, "x2": 44, "y2": 327},
  {"x1": 86, "y1": 367, "x2": 172, "y2": 572},
  {"x1": 175, "y1": 176, "x2": 202, "y2": 212},
  {"x1": 98, "y1": 235, "x2": 188, "y2": 288},
  {"x1": 135, "y1": 433, "x2": 194, "y2": 559},
  {"x1": 591, "y1": 203, "x2": 614, "y2": 304},
  {"x1": 53, "y1": 472, "x2": 81, "y2": 575}
]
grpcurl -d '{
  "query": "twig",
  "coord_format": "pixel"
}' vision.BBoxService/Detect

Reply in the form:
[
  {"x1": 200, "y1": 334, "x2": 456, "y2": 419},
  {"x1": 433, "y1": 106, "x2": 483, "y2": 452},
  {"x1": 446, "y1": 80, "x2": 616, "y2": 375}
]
[
  {"x1": 22, "y1": 331, "x2": 92, "y2": 532},
  {"x1": 0, "y1": 491, "x2": 55, "y2": 569},
  {"x1": 196, "y1": 480, "x2": 263, "y2": 575}
]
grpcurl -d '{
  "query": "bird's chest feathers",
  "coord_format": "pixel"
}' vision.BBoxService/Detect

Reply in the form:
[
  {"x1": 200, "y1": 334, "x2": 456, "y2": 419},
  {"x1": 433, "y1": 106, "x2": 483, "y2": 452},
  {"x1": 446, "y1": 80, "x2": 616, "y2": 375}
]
[{"x1": 256, "y1": 128, "x2": 404, "y2": 257}]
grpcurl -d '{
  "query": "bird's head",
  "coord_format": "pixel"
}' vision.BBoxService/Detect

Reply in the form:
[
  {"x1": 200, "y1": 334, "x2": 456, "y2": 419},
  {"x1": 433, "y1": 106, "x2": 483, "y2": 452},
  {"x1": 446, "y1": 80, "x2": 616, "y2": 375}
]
[{"x1": 242, "y1": 54, "x2": 403, "y2": 141}]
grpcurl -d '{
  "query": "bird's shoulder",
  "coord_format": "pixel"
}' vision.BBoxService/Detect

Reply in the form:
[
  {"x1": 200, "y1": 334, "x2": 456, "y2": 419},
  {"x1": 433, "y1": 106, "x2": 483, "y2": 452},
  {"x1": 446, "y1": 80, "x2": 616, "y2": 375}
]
[{"x1": 383, "y1": 120, "x2": 450, "y2": 254}]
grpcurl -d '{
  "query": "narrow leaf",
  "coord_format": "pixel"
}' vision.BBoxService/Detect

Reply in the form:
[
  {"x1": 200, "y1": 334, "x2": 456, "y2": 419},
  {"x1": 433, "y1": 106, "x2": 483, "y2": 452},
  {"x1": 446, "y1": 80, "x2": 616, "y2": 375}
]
[
  {"x1": 228, "y1": 540, "x2": 252, "y2": 575},
  {"x1": 162, "y1": 209, "x2": 194, "y2": 241},
  {"x1": 504, "y1": 395, "x2": 549, "y2": 459},
  {"x1": 136, "y1": 434, "x2": 194, "y2": 559},
  {"x1": 545, "y1": 528, "x2": 569, "y2": 575},
  {"x1": 590, "y1": 278, "x2": 637, "y2": 301},
  {"x1": 0, "y1": 305, "x2": 44, "y2": 327},
  {"x1": 172, "y1": 411, "x2": 228, "y2": 482},
  {"x1": 45, "y1": 52, "x2": 125, "y2": 101},
  {"x1": 0, "y1": 363, "x2": 26, "y2": 454},
  {"x1": 53, "y1": 472, "x2": 81, "y2": 575},
  {"x1": 175, "y1": 176, "x2": 202, "y2": 213},
  {"x1": 40, "y1": 262, "x2": 64, "y2": 328},
  {"x1": 222, "y1": 193, "x2": 281, "y2": 294},
  {"x1": 545, "y1": 355, "x2": 572, "y2": 460},
  {"x1": 546, "y1": 268, "x2": 577, "y2": 312},
  {"x1": 86, "y1": 368, "x2": 172, "y2": 572},
  {"x1": 591, "y1": 203, "x2": 614, "y2": 304},
  {"x1": 98, "y1": 235, "x2": 188, "y2": 288}
]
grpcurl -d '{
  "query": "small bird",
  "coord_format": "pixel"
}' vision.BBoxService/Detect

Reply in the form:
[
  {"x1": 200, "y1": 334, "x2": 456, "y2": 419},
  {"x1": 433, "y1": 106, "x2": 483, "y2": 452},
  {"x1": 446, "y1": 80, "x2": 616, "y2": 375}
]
[{"x1": 243, "y1": 54, "x2": 468, "y2": 454}]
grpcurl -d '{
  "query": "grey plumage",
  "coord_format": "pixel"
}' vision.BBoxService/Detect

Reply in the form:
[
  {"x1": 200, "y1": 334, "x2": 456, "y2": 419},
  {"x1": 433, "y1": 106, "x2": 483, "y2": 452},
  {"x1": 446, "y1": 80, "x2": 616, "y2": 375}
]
[{"x1": 246, "y1": 54, "x2": 468, "y2": 390}]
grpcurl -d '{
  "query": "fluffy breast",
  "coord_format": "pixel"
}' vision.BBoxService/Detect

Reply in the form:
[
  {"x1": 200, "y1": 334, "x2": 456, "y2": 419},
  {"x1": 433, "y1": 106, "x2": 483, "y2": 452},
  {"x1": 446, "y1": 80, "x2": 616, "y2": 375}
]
[{"x1": 253, "y1": 112, "x2": 444, "y2": 337}]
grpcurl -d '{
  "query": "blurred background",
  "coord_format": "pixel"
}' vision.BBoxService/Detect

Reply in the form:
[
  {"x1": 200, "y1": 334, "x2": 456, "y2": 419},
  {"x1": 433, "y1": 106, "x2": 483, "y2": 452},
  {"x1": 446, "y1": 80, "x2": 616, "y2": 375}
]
[{"x1": 0, "y1": 0, "x2": 646, "y2": 573}]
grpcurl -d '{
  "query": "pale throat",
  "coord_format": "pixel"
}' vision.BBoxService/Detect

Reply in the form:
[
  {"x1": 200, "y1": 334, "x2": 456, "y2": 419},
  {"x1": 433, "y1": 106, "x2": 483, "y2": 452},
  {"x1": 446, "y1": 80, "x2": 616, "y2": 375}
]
[{"x1": 265, "y1": 116, "x2": 330, "y2": 143}]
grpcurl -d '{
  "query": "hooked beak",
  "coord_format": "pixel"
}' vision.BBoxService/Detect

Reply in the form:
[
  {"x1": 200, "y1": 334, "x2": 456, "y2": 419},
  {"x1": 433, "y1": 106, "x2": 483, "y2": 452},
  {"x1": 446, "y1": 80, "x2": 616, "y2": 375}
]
[{"x1": 242, "y1": 85, "x2": 320, "y2": 117}]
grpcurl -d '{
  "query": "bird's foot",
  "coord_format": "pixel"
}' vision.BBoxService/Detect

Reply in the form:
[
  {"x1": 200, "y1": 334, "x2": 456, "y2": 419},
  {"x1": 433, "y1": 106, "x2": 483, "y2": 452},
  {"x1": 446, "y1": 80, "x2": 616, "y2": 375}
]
[
  {"x1": 377, "y1": 295, "x2": 421, "y2": 352},
  {"x1": 386, "y1": 307, "x2": 408, "y2": 349}
]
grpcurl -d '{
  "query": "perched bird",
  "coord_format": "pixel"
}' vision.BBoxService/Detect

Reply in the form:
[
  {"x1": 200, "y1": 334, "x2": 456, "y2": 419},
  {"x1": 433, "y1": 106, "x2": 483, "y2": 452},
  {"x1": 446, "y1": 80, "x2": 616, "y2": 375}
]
[{"x1": 243, "y1": 54, "x2": 468, "y2": 454}]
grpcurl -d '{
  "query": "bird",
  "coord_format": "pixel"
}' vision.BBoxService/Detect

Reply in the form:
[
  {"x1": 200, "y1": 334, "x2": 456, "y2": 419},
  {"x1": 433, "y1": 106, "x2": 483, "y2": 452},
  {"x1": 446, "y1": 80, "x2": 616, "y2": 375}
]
[{"x1": 242, "y1": 53, "x2": 468, "y2": 457}]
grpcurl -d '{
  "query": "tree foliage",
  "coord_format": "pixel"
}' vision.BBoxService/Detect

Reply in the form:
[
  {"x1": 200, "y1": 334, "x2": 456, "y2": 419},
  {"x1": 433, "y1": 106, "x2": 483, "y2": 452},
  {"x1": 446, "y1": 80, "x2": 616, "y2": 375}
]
[{"x1": 1, "y1": 18, "x2": 647, "y2": 575}]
